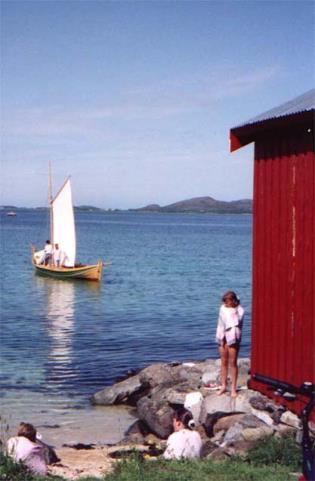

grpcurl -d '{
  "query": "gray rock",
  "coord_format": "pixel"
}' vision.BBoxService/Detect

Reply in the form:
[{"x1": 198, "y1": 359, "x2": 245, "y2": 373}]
[
  {"x1": 270, "y1": 407, "x2": 286, "y2": 424},
  {"x1": 222, "y1": 414, "x2": 274, "y2": 445},
  {"x1": 238, "y1": 413, "x2": 269, "y2": 429},
  {"x1": 249, "y1": 395, "x2": 271, "y2": 411},
  {"x1": 201, "y1": 371, "x2": 219, "y2": 386},
  {"x1": 91, "y1": 374, "x2": 148, "y2": 405},
  {"x1": 206, "y1": 447, "x2": 229, "y2": 460},
  {"x1": 138, "y1": 362, "x2": 204, "y2": 390},
  {"x1": 242, "y1": 426, "x2": 274, "y2": 442},
  {"x1": 249, "y1": 394, "x2": 285, "y2": 425},
  {"x1": 200, "y1": 439, "x2": 217, "y2": 457},
  {"x1": 138, "y1": 363, "x2": 178, "y2": 388},
  {"x1": 204, "y1": 412, "x2": 243, "y2": 437},
  {"x1": 250, "y1": 408, "x2": 274, "y2": 426},
  {"x1": 176, "y1": 366, "x2": 203, "y2": 386},
  {"x1": 221, "y1": 439, "x2": 255, "y2": 457},
  {"x1": 213, "y1": 413, "x2": 245, "y2": 435},
  {"x1": 200, "y1": 390, "x2": 255, "y2": 423},
  {"x1": 200, "y1": 393, "x2": 235, "y2": 423},
  {"x1": 210, "y1": 429, "x2": 225, "y2": 445},
  {"x1": 280, "y1": 411, "x2": 301, "y2": 429},
  {"x1": 90, "y1": 358, "x2": 250, "y2": 407},
  {"x1": 122, "y1": 419, "x2": 152, "y2": 444},
  {"x1": 222, "y1": 422, "x2": 244, "y2": 444},
  {"x1": 163, "y1": 382, "x2": 203, "y2": 405},
  {"x1": 137, "y1": 388, "x2": 175, "y2": 439},
  {"x1": 274, "y1": 424, "x2": 296, "y2": 437}
]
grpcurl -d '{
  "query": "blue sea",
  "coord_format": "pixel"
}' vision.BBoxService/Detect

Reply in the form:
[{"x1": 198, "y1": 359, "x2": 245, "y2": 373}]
[{"x1": 0, "y1": 211, "x2": 252, "y2": 443}]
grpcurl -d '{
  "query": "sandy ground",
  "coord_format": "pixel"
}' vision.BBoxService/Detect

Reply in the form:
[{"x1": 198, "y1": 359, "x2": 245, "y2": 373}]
[
  {"x1": 48, "y1": 444, "x2": 153, "y2": 479},
  {"x1": 4, "y1": 405, "x2": 137, "y2": 479},
  {"x1": 48, "y1": 446, "x2": 116, "y2": 479}
]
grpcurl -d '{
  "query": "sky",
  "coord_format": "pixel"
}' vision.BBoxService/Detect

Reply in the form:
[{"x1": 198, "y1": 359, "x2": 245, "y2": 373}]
[{"x1": 1, "y1": 0, "x2": 314, "y2": 209}]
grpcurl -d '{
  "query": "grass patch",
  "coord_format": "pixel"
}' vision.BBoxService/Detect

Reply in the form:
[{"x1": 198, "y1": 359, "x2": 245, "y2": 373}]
[
  {"x1": 1, "y1": 435, "x2": 303, "y2": 481},
  {"x1": 0, "y1": 452, "x2": 34, "y2": 481},
  {"x1": 0, "y1": 453, "x2": 297, "y2": 481},
  {"x1": 245, "y1": 434, "x2": 301, "y2": 470},
  {"x1": 103, "y1": 456, "x2": 295, "y2": 481},
  {"x1": 0, "y1": 452, "x2": 63, "y2": 481}
]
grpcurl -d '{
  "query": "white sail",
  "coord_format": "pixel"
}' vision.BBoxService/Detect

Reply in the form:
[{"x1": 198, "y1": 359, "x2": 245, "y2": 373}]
[{"x1": 51, "y1": 178, "x2": 76, "y2": 267}]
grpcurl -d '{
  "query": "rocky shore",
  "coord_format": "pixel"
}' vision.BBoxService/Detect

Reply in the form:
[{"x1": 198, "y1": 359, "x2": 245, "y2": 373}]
[{"x1": 48, "y1": 358, "x2": 308, "y2": 479}]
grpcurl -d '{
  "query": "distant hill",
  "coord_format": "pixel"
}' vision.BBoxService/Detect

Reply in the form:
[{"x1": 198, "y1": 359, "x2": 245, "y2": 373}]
[
  {"x1": 0, "y1": 205, "x2": 18, "y2": 210},
  {"x1": 1, "y1": 197, "x2": 252, "y2": 214},
  {"x1": 132, "y1": 196, "x2": 252, "y2": 214},
  {"x1": 74, "y1": 205, "x2": 105, "y2": 212}
]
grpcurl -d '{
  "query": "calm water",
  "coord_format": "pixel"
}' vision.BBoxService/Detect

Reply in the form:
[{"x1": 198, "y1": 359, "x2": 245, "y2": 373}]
[{"x1": 0, "y1": 211, "x2": 252, "y2": 439}]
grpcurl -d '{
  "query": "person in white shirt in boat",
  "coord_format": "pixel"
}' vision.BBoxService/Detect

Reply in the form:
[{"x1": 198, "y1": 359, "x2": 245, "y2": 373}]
[
  {"x1": 53, "y1": 243, "x2": 63, "y2": 267},
  {"x1": 41, "y1": 240, "x2": 53, "y2": 265}
]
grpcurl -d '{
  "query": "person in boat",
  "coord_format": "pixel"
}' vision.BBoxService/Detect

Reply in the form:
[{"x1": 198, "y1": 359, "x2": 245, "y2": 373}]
[
  {"x1": 41, "y1": 240, "x2": 53, "y2": 265},
  {"x1": 53, "y1": 243, "x2": 62, "y2": 267},
  {"x1": 215, "y1": 290, "x2": 245, "y2": 397},
  {"x1": 6, "y1": 422, "x2": 47, "y2": 476},
  {"x1": 163, "y1": 408, "x2": 202, "y2": 460}
]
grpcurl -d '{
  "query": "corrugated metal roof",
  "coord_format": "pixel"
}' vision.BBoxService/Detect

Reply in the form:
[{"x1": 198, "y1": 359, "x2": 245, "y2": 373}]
[{"x1": 239, "y1": 88, "x2": 315, "y2": 127}]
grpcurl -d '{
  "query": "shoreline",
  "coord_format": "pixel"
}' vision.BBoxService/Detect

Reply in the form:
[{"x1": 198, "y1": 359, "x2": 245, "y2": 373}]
[
  {"x1": 3, "y1": 357, "x2": 306, "y2": 480},
  {"x1": 2, "y1": 404, "x2": 136, "y2": 450}
]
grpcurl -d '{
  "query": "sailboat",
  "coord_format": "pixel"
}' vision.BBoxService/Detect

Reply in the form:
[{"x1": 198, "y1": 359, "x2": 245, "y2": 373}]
[{"x1": 32, "y1": 177, "x2": 103, "y2": 281}]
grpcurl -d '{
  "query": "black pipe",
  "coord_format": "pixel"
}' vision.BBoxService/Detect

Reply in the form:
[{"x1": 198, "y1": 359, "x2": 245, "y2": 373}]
[{"x1": 252, "y1": 372, "x2": 314, "y2": 480}]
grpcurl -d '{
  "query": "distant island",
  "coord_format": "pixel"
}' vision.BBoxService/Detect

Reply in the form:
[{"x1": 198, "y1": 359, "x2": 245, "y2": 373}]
[
  {"x1": 130, "y1": 196, "x2": 252, "y2": 214},
  {"x1": 1, "y1": 196, "x2": 252, "y2": 214}
]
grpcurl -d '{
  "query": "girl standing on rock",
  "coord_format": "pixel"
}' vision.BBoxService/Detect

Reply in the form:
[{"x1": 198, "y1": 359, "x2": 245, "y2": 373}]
[{"x1": 215, "y1": 290, "x2": 244, "y2": 397}]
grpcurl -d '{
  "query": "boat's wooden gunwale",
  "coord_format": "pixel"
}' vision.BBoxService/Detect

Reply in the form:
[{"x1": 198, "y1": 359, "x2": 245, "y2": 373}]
[{"x1": 32, "y1": 260, "x2": 103, "y2": 282}]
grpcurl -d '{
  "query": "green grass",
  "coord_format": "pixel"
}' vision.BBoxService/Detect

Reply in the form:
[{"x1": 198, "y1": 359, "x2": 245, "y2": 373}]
[
  {"x1": 103, "y1": 456, "x2": 296, "y2": 481},
  {"x1": 246, "y1": 435, "x2": 301, "y2": 470},
  {"x1": 0, "y1": 434, "x2": 303, "y2": 481},
  {"x1": 0, "y1": 453, "x2": 298, "y2": 481}
]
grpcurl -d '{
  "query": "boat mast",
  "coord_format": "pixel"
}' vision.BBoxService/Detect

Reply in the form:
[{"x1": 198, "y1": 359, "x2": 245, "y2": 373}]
[{"x1": 48, "y1": 162, "x2": 53, "y2": 245}]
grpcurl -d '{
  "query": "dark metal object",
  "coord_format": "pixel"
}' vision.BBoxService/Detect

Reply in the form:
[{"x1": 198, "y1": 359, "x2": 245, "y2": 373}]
[{"x1": 253, "y1": 373, "x2": 315, "y2": 481}]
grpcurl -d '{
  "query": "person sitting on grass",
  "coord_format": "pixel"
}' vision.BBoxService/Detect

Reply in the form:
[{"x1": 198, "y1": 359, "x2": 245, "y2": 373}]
[
  {"x1": 6, "y1": 422, "x2": 47, "y2": 476},
  {"x1": 163, "y1": 408, "x2": 202, "y2": 460}
]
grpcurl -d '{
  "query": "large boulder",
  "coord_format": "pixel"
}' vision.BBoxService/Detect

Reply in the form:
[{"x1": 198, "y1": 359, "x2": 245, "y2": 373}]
[
  {"x1": 160, "y1": 383, "x2": 203, "y2": 407},
  {"x1": 206, "y1": 447, "x2": 229, "y2": 460},
  {"x1": 249, "y1": 395, "x2": 285, "y2": 424},
  {"x1": 138, "y1": 362, "x2": 203, "y2": 389},
  {"x1": 222, "y1": 414, "x2": 274, "y2": 445},
  {"x1": 139, "y1": 363, "x2": 178, "y2": 388},
  {"x1": 91, "y1": 374, "x2": 148, "y2": 405},
  {"x1": 200, "y1": 389, "x2": 256, "y2": 423},
  {"x1": 212, "y1": 413, "x2": 246, "y2": 435},
  {"x1": 137, "y1": 390, "x2": 175, "y2": 439},
  {"x1": 280, "y1": 410, "x2": 301, "y2": 429},
  {"x1": 203, "y1": 412, "x2": 243, "y2": 437}
]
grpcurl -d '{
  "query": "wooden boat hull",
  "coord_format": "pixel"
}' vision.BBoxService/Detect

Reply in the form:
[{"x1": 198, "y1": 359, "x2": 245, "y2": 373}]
[{"x1": 33, "y1": 261, "x2": 103, "y2": 282}]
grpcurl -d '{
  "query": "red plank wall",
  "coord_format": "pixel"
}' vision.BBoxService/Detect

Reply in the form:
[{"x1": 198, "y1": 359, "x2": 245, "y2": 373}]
[{"x1": 249, "y1": 128, "x2": 315, "y2": 415}]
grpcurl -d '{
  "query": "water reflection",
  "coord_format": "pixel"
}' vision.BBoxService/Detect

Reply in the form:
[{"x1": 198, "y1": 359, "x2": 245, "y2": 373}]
[
  {"x1": 46, "y1": 280, "x2": 75, "y2": 365},
  {"x1": 36, "y1": 278, "x2": 102, "y2": 392},
  {"x1": 44, "y1": 279, "x2": 76, "y2": 390}
]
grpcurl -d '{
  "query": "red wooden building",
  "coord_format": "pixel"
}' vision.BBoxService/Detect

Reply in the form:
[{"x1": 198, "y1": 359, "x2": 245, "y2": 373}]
[{"x1": 230, "y1": 89, "x2": 315, "y2": 417}]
